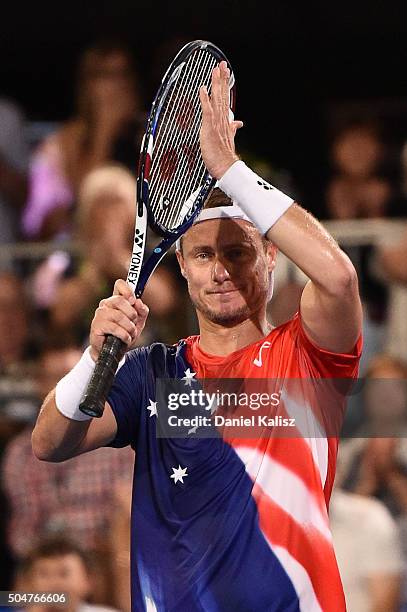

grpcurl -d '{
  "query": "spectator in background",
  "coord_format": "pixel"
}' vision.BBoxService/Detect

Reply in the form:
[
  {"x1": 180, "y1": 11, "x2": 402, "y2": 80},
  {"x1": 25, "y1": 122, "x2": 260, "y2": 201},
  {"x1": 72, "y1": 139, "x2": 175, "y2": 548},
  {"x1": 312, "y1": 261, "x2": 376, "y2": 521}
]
[
  {"x1": 48, "y1": 164, "x2": 136, "y2": 343},
  {"x1": 0, "y1": 272, "x2": 33, "y2": 376},
  {"x1": 326, "y1": 121, "x2": 395, "y2": 220},
  {"x1": 2, "y1": 344, "x2": 134, "y2": 605},
  {"x1": 378, "y1": 227, "x2": 407, "y2": 284},
  {"x1": 22, "y1": 40, "x2": 144, "y2": 240},
  {"x1": 109, "y1": 481, "x2": 132, "y2": 612},
  {"x1": 17, "y1": 536, "x2": 115, "y2": 612},
  {"x1": 341, "y1": 355, "x2": 407, "y2": 509},
  {"x1": 0, "y1": 272, "x2": 36, "y2": 588},
  {"x1": 43, "y1": 165, "x2": 183, "y2": 346},
  {"x1": 325, "y1": 121, "x2": 403, "y2": 370},
  {"x1": 0, "y1": 99, "x2": 28, "y2": 247},
  {"x1": 331, "y1": 453, "x2": 403, "y2": 612}
]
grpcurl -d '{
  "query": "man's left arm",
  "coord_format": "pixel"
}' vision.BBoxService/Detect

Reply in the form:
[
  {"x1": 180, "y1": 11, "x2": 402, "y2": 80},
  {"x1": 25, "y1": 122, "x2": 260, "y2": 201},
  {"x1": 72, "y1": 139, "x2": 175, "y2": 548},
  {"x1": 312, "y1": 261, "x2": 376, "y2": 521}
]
[
  {"x1": 199, "y1": 61, "x2": 362, "y2": 354},
  {"x1": 266, "y1": 203, "x2": 362, "y2": 353}
]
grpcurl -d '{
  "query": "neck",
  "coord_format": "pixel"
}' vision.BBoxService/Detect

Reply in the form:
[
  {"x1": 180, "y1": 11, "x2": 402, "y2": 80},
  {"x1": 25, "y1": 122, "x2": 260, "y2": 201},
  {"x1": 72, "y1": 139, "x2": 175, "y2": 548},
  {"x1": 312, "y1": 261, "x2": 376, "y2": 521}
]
[{"x1": 197, "y1": 309, "x2": 271, "y2": 356}]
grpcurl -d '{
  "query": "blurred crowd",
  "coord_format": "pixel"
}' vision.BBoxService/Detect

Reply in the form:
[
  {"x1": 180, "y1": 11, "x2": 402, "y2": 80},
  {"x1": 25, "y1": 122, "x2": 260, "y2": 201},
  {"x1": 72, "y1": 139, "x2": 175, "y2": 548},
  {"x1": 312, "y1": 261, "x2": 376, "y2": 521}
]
[{"x1": 1, "y1": 38, "x2": 407, "y2": 612}]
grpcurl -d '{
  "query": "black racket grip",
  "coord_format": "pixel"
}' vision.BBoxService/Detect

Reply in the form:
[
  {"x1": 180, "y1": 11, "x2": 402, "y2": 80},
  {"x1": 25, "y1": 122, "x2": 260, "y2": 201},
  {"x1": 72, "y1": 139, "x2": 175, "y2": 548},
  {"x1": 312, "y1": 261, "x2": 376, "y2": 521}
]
[{"x1": 79, "y1": 334, "x2": 126, "y2": 418}]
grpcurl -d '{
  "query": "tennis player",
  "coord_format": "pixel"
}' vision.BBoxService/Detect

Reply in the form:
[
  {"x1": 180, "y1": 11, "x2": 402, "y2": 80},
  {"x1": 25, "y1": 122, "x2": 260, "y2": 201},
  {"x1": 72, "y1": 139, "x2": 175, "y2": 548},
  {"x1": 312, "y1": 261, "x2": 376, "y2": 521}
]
[{"x1": 32, "y1": 62, "x2": 362, "y2": 611}]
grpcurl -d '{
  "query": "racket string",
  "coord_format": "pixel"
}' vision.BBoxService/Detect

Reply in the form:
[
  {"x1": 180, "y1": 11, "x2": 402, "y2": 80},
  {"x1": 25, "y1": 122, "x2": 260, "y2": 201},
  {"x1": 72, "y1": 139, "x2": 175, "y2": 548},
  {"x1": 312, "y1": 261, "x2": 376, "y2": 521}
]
[
  {"x1": 162, "y1": 60, "x2": 217, "y2": 228},
  {"x1": 149, "y1": 49, "x2": 206, "y2": 179},
  {"x1": 145, "y1": 45, "x2": 234, "y2": 233},
  {"x1": 149, "y1": 51, "x2": 217, "y2": 229},
  {"x1": 149, "y1": 49, "x2": 199, "y2": 159},
  {"x1": 162, "y1": 53, "x2": 214, "y2": 224},
  {"x1": 148, "y1": 50, "x2": 209, "y2": 194},
  {"x1": 167, "y1": 63, "x2": 215, "y2": 226},
  {"x1": 148, "y1": 50, "x2": 209, "y2": 206}
]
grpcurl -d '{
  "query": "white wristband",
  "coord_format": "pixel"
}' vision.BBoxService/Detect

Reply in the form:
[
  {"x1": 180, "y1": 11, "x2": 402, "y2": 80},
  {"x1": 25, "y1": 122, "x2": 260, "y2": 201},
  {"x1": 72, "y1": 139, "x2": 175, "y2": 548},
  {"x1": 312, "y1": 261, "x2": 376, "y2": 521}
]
[
  {"x1": 55, "y1": 347, "x2": 125, "y2": 421},
  {"x1": 218, "y1": 160, "x2": 294, "y2": 235}
]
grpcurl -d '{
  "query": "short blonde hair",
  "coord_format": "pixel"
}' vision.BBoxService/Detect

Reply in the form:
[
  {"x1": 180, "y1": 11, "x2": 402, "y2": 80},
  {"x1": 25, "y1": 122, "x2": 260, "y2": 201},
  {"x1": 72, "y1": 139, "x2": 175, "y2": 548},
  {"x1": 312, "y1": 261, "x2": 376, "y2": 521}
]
[
  {"x1": 76, "y1": 164, "x2": 136, "y2": 232},
  {"x1": 178, "y1": 187, "x2": 272, "y2": 253}
]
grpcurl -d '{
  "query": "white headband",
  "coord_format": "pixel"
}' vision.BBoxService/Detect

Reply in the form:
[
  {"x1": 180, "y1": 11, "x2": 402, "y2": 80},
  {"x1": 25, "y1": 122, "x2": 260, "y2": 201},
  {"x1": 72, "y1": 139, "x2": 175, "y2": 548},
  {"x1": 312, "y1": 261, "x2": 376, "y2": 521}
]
[
  {"x1": 176, "y1": 204, "x2": 274, "y2": 301},
  {"x1": 175, "y1": 204, "x2": 251, "y2": 251}
]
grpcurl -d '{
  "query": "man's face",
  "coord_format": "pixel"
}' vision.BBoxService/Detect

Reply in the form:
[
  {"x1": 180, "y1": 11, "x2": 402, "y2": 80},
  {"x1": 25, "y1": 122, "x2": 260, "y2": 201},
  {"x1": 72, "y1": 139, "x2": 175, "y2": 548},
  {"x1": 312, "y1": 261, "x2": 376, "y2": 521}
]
[
  {"x1": 177, "y1": 218, "x2": 276, "y2": 325},
  {"x1": 29, "y1": 554, "x2": 90, "y2": 608}
]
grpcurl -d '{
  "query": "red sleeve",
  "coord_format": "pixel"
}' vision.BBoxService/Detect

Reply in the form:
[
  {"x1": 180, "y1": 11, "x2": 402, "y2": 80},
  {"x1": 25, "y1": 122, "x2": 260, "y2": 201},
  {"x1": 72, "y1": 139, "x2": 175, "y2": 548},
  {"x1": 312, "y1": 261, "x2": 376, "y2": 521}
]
[{"x1": 293, "y1": 312, "x2": 362, "y2": 379}]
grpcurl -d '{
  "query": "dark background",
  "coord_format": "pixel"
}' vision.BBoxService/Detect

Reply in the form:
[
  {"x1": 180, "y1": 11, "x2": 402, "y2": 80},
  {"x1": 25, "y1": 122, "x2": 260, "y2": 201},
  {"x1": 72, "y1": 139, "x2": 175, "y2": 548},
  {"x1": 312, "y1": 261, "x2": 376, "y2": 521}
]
[{"x1": 2, "y1": 0, "x2": 407, "y2": 213}]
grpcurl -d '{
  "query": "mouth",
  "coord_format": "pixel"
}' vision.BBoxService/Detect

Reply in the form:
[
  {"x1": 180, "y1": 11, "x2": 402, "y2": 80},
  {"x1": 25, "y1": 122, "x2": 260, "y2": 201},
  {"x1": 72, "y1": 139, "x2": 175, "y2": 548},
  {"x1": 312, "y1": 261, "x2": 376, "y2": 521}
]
[{"x1": 206, "y1": 288, "x2": 242, "y2": 296}]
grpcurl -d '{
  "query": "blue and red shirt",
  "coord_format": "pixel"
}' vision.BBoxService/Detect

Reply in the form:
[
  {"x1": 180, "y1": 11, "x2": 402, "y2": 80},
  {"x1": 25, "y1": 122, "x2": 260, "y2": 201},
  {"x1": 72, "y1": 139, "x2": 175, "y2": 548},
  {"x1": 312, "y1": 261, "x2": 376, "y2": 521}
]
[{"x1": 107, "y1": 313, "x2": 361, "y2": 611}]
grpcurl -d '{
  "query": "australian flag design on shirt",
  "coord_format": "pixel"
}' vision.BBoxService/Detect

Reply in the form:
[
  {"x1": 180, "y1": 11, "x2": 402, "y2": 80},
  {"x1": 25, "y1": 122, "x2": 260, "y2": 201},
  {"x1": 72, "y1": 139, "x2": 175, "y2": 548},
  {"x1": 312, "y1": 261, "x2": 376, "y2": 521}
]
[
  {"x1": 107, "y1": 315, "x2": 360, "y2": 612},
  {"x1": 107, "y1": 342, "x2": 299, "y2": 612}
]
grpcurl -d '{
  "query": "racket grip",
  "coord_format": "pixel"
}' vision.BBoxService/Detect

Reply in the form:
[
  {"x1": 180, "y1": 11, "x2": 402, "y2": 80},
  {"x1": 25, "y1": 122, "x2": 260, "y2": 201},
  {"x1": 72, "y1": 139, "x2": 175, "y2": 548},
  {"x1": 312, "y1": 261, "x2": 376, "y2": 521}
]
[{"x1": 79, "y1": 335, "x2": 126, "y2": 418}]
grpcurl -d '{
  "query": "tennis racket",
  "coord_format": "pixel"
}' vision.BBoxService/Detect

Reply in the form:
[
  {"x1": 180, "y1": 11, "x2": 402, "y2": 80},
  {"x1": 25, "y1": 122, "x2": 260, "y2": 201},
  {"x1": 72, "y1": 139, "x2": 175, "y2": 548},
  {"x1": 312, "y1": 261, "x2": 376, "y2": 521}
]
[{"x1": 79, "y1": 40, "x2": 236, "y2": 418}]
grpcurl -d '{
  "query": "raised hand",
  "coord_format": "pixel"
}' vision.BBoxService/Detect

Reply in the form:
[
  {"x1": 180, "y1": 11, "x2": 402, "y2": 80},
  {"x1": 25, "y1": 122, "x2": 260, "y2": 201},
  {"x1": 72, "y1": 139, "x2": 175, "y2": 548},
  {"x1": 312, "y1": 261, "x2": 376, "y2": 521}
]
[{"x1": 199, "y1": 60, "x2": 243, "y2": 179}]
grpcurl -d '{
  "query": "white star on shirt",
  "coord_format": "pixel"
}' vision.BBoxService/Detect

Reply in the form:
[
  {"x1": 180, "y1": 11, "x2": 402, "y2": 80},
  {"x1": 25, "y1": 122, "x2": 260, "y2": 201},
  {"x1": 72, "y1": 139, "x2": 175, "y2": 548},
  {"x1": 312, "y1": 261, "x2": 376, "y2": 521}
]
[
  {"x1": 146, "y1": 399, "x2": 158, "y2": 417},
  {"x1": 188, "y1": 425, "x2": 198, "y2": 435},
  {"x1": 181, "y1": 368, "x2": 196, "y2": 386},
  {"x1": 170, "y1": 465, "x2": 188, "y2": 484}
]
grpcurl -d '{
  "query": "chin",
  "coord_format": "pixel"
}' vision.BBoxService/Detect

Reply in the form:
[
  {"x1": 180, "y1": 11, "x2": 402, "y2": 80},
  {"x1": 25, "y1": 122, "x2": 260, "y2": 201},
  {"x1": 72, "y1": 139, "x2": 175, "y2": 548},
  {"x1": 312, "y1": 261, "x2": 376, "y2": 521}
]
[{"x1": 198, "y1": 301, "x2": 252, "y2": 326}]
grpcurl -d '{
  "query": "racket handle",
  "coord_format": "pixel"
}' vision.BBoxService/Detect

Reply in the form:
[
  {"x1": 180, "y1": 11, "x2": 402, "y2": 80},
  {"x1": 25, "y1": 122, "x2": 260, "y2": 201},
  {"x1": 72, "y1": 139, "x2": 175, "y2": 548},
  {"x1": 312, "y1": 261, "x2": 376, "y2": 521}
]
[{"x1": 79, "y1": 335, "x2": 126, "y2": 418}]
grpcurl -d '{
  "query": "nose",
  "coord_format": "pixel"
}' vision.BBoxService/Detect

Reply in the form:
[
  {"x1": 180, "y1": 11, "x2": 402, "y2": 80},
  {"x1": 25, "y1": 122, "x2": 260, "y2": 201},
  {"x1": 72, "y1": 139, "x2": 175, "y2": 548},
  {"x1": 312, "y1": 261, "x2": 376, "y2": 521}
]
[{"x1": 212, "y1": 257, "x2": 231, "y2": 283}]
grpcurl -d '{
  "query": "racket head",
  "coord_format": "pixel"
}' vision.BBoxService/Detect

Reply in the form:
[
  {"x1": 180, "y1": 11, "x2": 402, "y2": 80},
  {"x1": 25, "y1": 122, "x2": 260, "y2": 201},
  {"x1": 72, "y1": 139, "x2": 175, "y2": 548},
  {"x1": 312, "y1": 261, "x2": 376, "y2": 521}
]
[
  {"x1": 79, "y1": 41, "x2": 236, "y2": 419},
  {"x1": 137, "y1": 40, "x2": 236, "y2": 239}
]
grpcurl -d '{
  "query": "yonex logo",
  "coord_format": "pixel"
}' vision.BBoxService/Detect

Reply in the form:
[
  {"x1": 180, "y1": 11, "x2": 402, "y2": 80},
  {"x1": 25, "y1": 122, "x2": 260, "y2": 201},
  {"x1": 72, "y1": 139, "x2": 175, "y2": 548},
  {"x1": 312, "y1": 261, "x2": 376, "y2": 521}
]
[
  {"x1": 257, "y1": 179, "x2": 274, "y2": 191},
  {"x1": 134, "y1": 229, "x2": 144, "y2": 247}
]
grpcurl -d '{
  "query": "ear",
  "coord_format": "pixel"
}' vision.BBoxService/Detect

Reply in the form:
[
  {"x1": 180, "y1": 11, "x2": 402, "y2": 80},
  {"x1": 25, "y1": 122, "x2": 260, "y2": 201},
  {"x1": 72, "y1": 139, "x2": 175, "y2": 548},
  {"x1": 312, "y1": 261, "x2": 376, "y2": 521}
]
[
  {"x1": 175, "y1": 249, "x2": 187, "y2": 279},
  {"x1": 266, "y1": 242, "x2": 278, "y2": 274}
]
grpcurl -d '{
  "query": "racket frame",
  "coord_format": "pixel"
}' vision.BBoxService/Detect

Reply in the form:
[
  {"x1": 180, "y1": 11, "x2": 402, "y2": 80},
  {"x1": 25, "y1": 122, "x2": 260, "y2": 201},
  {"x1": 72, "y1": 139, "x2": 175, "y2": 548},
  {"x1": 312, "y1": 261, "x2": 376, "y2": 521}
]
[
  {"x1": 130, "y1": 40, "x2": 235, "y2": 297},
  {"x1": 79, "y1": 40, "x2": 235, "y2": 417}
]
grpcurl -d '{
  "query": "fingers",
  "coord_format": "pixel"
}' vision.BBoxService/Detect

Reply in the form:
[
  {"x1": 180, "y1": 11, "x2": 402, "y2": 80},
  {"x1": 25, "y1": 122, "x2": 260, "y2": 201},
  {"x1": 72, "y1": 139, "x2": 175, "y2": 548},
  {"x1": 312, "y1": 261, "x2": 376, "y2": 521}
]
[
  {"x1": 210, "y1": 64, "x2": 222, "y2": 110},
  {"x1": 210, "y1": 62, "x2": 229, "y2": 112},
  {"x1": 219, "y1": 60, "x2": 228, "y2": 75},
  {"x1": 113, "y1": 279, "x2": 135, "y2": 303},
  {"x1": 219, "y1": 61, "x2": 230, "y2": 112},
  {"x1": 99, "y1": 294, "x2": 137, "y2": 322},
  {"x1": 93, "y1": 315, "x2": 136, "y2": 346},
  {"x1": 199, "y1": 85, "x2": 212, "y2": 117},
  {"x1": 133, "y1": 298, "x2": 150, "y2": 326},
  {"x1": 199, "y1": 60, "x2": 242, "y2": 179},
  {"x1": 98, "y1": 297, "x2": 149, "y2": 338},
  {"x1": 133, "y1": 299, "x2": 149, "y2": 337},
  {"x1": 91, "y1": 279, "x2": 149, "y2": 355},
  {"x1": 105, "y1": 306, "x2": 139, "y2": 337},
  {"x1": 231, "y1": 120, "x2": 244, "y2": 136},
  {"x1": 206, "y1": 61, "x2": 233, "y2": 118}
]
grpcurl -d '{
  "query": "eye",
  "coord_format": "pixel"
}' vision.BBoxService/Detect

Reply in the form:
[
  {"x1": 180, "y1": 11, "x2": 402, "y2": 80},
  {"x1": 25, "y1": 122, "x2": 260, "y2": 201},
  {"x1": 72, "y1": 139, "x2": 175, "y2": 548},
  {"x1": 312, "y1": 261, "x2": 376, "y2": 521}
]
[
  {"x1": 227, "y1": 248, "x2": 245, "y2": 259},
  {"x1": 195, "y1": 252, "x2": 212, "y2": 261}
]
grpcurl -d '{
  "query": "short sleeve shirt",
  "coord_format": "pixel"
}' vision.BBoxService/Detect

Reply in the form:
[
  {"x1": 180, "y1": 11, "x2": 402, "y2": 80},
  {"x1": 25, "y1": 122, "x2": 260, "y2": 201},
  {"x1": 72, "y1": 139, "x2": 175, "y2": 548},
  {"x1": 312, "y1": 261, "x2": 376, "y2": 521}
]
[{"x1": 107, "y1": 314, "x2": 362, "y2": 612}]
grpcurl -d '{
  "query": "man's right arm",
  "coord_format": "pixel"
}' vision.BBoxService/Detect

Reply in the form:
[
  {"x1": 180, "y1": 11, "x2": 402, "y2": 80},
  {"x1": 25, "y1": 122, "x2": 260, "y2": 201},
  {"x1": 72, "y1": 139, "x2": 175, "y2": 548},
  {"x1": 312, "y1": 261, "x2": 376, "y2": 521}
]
[
  {"x1": 31, "y1": 390, "x2": 118, "y2": 462},
  {"x1": 32, "y1": 279, "x2": 149, "y2": 462}
]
